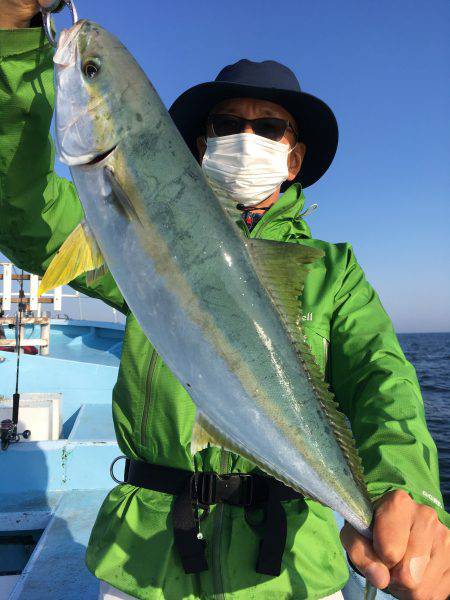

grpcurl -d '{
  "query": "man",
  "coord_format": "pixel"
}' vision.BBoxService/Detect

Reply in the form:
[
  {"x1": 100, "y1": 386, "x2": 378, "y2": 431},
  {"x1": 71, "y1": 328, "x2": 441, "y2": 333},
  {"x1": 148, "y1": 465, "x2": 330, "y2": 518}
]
[{"x1": 0, "y1": 2, "x2": 449, "y2": 599}]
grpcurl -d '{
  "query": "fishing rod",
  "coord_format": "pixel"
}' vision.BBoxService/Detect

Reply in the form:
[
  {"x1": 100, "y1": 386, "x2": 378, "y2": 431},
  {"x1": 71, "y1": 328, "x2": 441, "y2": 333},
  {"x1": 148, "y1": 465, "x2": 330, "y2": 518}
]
[
  {"x1": 3, "y1": 0, "x2": 79, "y2": 449},
  {"x1": 1, "y1": 1, "x2": 79, "y2": 449},
  {"x1": 0, "y1": 270, "x2": 31, "y2": 451}
]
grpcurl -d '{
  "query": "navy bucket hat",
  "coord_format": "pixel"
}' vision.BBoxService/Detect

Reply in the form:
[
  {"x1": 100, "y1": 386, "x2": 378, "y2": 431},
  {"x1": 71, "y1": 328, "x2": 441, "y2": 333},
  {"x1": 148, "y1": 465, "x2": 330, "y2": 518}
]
[{"x1": 169, "y1": 59, "x2": 338, "y2": 189}]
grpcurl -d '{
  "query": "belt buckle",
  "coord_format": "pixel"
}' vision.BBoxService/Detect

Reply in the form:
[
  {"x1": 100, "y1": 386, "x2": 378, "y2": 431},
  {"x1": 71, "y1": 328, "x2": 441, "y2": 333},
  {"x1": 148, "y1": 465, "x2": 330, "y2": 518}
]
[
  {"x1": 192, "y1": 472, "x2": 218, "y2": 506},
  {"x1": 238, "y1": 474, "x2": 254, "y2": 507}
]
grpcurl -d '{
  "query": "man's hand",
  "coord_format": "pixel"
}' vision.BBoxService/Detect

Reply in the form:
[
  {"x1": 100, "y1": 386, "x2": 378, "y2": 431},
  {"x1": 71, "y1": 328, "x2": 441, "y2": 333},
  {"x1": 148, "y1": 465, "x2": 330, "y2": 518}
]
[
  {"x1": 0, "y1": 0, "x2": 55, "y2": 29},
  {"x1": 341, "y1": 490, "x2": 450, "y2": 599}
]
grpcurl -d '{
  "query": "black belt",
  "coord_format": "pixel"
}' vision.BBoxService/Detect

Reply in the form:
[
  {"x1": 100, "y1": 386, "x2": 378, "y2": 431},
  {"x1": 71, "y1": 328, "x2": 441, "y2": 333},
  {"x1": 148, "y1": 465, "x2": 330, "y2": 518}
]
[{"x1": 121, "y1": 458, "x2": 304, "y2": 576}]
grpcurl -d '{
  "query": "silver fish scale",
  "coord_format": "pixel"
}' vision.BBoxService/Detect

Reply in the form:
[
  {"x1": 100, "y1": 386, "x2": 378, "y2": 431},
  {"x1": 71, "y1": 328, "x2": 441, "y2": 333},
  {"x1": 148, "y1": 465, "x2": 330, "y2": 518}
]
[{"x1": 55, "y1": 20, "x2": 373, "y2": 537}]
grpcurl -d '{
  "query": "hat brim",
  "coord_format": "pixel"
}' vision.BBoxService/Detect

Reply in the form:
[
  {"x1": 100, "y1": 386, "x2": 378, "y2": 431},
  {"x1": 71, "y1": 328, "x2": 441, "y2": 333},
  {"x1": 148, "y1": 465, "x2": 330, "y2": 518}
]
[{"x1": 169, "y1": 81, "x2": 338, "y2": 189}]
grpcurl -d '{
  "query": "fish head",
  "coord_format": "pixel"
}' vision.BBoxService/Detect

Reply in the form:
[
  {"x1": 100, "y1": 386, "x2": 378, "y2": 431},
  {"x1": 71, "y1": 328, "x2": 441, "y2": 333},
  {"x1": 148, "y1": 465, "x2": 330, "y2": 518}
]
[{"x1": 53, "y1": 20, "x2": 146, "y2": 166}]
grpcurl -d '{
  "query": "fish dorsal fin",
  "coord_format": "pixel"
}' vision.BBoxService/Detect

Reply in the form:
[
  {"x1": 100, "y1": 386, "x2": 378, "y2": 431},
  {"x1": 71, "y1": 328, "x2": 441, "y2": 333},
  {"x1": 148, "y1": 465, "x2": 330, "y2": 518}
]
[
  {"x1": 246, "y1": 239, "x2": 323, "y2": 317},
  {"x1": 38, "y1": 221, "x2": 105, "y2": 296},
  {"x1": 246, "y1": 239, "x2": 369, "y2": 497}
]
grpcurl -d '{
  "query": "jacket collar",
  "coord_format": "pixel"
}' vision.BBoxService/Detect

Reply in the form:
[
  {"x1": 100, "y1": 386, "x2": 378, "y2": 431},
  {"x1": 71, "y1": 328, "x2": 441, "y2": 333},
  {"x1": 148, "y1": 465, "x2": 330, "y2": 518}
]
[{"x1": 236, "y1": 183, "x2": 312, "y2": 241}]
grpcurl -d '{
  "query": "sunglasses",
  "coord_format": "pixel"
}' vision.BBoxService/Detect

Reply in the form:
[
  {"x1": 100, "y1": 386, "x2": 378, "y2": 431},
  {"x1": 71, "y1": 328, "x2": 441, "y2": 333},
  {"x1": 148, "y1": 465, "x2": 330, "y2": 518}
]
[{"x1": 207, "y1": 113, "x2": 298, "y2": 143}]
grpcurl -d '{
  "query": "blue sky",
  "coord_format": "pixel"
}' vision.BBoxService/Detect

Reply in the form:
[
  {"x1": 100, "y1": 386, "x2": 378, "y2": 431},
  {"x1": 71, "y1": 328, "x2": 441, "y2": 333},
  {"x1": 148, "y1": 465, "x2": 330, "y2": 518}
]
[{"x1": 2, "y1": 1, "x2": 450, "y2": 331}]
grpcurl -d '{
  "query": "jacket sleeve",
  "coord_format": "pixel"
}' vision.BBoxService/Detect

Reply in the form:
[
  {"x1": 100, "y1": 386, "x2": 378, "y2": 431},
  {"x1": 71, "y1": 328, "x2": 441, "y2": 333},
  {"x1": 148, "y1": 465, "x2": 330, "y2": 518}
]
[
  {"x1": 0, "y1": 27, "x2": 127, "y2": 314},
  {"x1": 330, "y1": 245, "x2": 449, "y2": 528}
]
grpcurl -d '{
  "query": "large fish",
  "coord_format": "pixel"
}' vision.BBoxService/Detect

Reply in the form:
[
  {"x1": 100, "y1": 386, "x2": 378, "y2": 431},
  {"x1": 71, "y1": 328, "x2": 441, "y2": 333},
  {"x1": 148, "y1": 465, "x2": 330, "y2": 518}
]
[{"x1": 41, "y1": 20, "x2": 376, "y2": 593}]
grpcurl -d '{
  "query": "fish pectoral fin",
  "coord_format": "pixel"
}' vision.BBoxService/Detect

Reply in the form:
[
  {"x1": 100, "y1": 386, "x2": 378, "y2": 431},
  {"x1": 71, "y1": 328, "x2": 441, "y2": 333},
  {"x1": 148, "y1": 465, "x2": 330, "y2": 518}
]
[
  {"x1": 38, "y1": 221, "x2": 105, "y2": 296},
  {"x1": 104, "y1": 166, "x2": 141, "y2": 223}
]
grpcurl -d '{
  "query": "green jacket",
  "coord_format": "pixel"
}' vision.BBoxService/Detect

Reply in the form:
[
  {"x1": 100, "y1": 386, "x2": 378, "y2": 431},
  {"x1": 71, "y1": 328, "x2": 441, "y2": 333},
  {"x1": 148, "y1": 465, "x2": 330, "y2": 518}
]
[{"x1": 0, "y1": 26, "x2": 448, "y2": 600}]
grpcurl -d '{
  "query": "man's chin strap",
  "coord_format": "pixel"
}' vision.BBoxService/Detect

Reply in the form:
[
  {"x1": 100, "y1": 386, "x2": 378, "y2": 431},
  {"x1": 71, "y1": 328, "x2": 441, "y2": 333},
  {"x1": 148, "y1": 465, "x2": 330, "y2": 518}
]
[
  {"x1": 239, "y1": 203, "x2": 274, "y2": 232},
  {"x1": 236, "y1": 203, "x2": 273, "y2": 212}
]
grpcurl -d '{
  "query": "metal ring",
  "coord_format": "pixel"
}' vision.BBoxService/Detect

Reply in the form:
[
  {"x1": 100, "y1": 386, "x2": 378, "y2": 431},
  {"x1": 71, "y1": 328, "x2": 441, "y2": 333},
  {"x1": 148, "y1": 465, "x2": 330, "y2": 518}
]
[
  {"x1": 41, "y1": 0, "x2": 79, "y2": 48},
  {"x1": 110, "y1": 455, "x2": 127, "y2": 484}
]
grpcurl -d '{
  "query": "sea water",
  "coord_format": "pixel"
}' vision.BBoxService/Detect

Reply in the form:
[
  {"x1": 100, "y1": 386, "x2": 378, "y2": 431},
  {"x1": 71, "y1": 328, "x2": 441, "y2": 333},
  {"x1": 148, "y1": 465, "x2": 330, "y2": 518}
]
[{"x1": 398, "y1": 332, "x2": 450, "y2": 511}]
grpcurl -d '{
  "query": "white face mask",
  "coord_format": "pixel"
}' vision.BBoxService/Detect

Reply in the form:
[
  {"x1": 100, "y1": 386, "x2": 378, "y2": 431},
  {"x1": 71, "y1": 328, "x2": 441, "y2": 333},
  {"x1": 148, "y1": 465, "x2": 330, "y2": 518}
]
[{"x1": 201, "y1": 132, "x2": 291, "y2": 206}]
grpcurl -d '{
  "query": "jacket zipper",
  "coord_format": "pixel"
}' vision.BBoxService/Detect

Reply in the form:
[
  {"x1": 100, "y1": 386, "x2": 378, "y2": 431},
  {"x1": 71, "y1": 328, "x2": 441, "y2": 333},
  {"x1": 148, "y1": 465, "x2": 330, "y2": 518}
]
[
  {"x1": 140, "y1": 348, "x2": 158, "y2": 447},
  {"x1": 208, "y1": 203, "x2": 295, "y2": 597},
  {"x1": 211, "y1": 449, "x2": 230, "y2": 600}
]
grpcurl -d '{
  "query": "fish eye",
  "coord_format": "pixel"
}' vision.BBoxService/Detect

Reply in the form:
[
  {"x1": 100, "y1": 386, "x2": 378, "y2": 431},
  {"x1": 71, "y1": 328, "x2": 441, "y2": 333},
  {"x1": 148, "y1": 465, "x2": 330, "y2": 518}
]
[{"x1": 83, "y1": 58, "x2": 101, "y2": 80}]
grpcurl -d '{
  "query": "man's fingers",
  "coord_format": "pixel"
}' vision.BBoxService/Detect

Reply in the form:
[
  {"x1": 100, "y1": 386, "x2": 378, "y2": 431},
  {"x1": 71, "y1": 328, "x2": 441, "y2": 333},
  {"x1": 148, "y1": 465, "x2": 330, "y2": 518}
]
[
  {"x1": 0, "y1": 0, "x2": 41, "y2": 27},
  {"x1": 369, "y1": 491, "x2": 449, "y2": 597},
  {"x1": 389, "y1": 570, "x2": 450, "y2": 600},
  {"x1": 389, "y1": 562, "x2": 450, "y2": 600},
  {"x1": 340, "y1": 523, "x2": 390, "y2": 589},
  {"x1": 38, "y1": 0, "x2": 60, "y2": 8},
  {"x1": 390, "y1": 515, "x2": 448, "y2": 591},
  {"x1": 373, "y1": 489, "x2": 414, "y2": 569},
  {"x1": 388, "y1": 516, "x2": 433, "y2": 588},
  {"x1": 436, "y1": 568, "x2": 450, "y2": 600}
]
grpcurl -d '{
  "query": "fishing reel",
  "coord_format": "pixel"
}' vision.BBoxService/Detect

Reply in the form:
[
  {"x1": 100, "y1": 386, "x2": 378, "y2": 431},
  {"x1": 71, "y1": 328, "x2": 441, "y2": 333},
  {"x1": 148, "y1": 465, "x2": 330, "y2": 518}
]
[
  {"x1": 1, "y1": 392, "x2": 31, "y2": 451},
  {"x1": 0, "y1": 418, "x2": 31, "y2": 451}
]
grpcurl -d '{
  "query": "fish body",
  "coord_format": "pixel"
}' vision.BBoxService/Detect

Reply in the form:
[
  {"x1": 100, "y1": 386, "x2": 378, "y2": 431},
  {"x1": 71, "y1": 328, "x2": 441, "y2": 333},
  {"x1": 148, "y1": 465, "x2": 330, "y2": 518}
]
[{"x1": 46, "y1": 21, "x2": 374, "y2": 539}]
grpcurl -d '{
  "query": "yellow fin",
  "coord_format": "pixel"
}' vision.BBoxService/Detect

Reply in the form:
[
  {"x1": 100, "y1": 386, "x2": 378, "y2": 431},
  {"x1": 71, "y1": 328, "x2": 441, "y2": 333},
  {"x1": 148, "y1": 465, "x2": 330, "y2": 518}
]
[
  {"x1": 191, "y1": 412, "x2": 221, "y2": 455},
  {"x1": 38, "y1": 221, "x2": 104, "y2": 296},
  {"x1": 190, "y1": 411, "x2": 238, "y2": 456},
  {"x1": 190, "y1": 411, "x2": 318, "y2": 502}
]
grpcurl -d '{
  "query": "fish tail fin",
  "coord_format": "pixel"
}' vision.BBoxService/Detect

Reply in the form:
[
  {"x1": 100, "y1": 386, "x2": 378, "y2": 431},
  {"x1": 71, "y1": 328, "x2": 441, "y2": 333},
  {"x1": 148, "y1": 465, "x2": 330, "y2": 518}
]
[
  {"x1": 364, "y1": 581, "x2": 378, "y2": 600},
  {"x1": 38, "y1": 221, "x2": 105, "y2": 296}
]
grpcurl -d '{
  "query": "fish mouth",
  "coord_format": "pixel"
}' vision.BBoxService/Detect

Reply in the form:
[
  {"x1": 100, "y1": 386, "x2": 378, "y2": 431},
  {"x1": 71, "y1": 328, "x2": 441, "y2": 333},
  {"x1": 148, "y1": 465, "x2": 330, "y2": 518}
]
[
  {"x1": 53, "y1": 20, "x2": 87, "y2": 67},
  {"x1": 84, "y1": 145, "x2": 117, "y2": 166}
]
